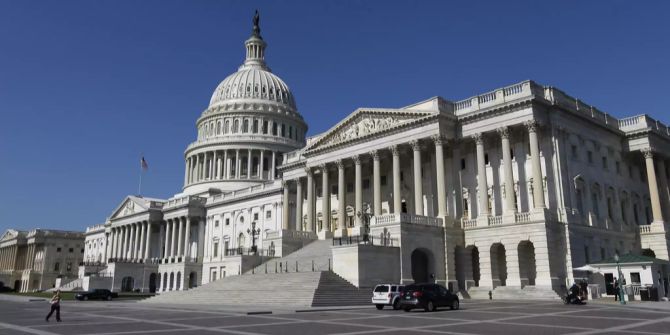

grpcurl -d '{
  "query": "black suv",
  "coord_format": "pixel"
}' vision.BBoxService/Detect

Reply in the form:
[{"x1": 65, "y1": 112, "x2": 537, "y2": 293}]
[
  {"x1": 75, "y1": 289, "x2": 118, "y2": 301},
  {"x1": 399, "y1": 283, "x2": 459, "y2": 312}
]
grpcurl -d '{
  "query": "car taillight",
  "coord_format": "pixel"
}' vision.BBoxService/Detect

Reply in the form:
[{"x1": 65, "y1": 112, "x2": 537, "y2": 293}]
[{"x1": 413, "y1": 291, "x2": 423, "y2": 298}]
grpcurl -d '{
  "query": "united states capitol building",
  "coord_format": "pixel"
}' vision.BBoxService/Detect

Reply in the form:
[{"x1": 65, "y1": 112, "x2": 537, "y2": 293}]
[{"x1": 6, "y1": 15, "x2": 670, "y2": 302}]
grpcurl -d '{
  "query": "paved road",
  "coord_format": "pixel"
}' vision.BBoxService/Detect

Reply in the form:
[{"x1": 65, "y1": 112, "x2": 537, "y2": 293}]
[{"x1": 1, "y1": 299, "x2": 670, "y2": 335}]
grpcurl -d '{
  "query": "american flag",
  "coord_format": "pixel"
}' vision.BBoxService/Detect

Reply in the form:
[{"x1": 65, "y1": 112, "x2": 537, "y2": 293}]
[{"x1": 140, "y1": 156, "x2": 149, "y2": 171}]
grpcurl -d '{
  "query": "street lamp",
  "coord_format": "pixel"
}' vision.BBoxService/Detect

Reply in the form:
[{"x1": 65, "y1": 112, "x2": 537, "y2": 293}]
[
  {"x1": 356, "y1": 203, "x2": 371, "y2": 243},
  {"x1": 247, "y1": 221, "x2": 261, "y2": 254},
  {"x1": 614, "y1": 253, "x2": 626, "y2": 305}
]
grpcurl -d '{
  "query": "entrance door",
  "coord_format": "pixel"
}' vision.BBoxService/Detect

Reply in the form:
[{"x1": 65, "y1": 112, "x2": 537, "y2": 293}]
[
  {"x1": 149, "y1": 273, "x2": 157, "y2": 293},
  {"x1": 604, "y1": 273, "x2": 614, "y2": 295},
  {"x1": 411, "y1": 250, "x2": 430, "y2": 283},
  {"x1": 14, "y1": 280, "x2": 21, "y2": 292}
]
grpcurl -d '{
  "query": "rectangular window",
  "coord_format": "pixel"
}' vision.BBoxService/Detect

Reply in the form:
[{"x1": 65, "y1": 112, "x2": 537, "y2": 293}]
[
  {"x1": 215, "y1": 220, "x2": 219, "y2": 227},
  {"x1": 484, "y1": 153, "x2": 489, "y2": 165},
  {"x1": 600, "y1": 247, "x2": 606, "y2": 260},
  {"x1": 571, "y1": 145, "x2": 578, "y2": 158},
  {"x1": 266, "y1": 210, "x2": 272, "y2": 219},
  {"x1": 225, "y1": 218, "x2": 230, "y2": 226},
  {"x1": 630, "y1": 272, "x2": 641, "y2": 284},
  {"x1": 602, "y1": 157, "x2": 608, "y2": 169},
  {"x1": 587, "y1": 151, "x2": 593, "y2": 164},
  {"x1": 584, "y1": 246, "x2": 590, "y2": 263},
  {"x1": 56, "y1": 247, "x2": 61, "y2": 252},
  {"x1": 68, "y1": 248, "x2": 73, "y2": 253},
  {"x1": 213, "y1": 242, "x2": 219, "y2": 257},
  {"x1": 461, "y1": 159, "x2": 466, "y2": 170},
  {"x1": 254, "y1": 213, "x2": 259, "y2": 221},
  {"x1": 380, "y1": 175, "x2": 387, "y2": 186},
  {"x1": 615, "y1": 161, "x2": 621, "y2": 174}
]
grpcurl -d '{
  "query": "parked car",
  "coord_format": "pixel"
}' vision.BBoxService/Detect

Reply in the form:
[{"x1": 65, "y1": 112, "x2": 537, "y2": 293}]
[
  {"x1": 372, "y1": 284, "x2": 405, "y2": 310},
  {"x1": 75, "y1": 289, "x2": 118, "y2": 301},
  {"x1": 399, "y1": 283, "x2": 459, "y2": 312}
]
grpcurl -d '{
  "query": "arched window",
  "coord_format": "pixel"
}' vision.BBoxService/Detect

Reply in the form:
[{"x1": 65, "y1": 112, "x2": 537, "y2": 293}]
[
  {"x1": 224, "y1": 120, "x2": 230, "y2": 134},
  {"x1": 243, "y1": 119, "x2": 249, "y2": 133},
  {"x1": 237, "y1": 233, "x2": 246, "y2": 249},
  {"x1": 233, "y1": 120, "x2": 239, "y2": 133},
  {"x1": 216, "y1": 122, "x2": 221, "y2": 135},
  {"x1": 54, "y1": 262, "x2": 60, "y2": 272},
  {"x1": 253, "y1": 119, "x2": 259, "y2": 133}
]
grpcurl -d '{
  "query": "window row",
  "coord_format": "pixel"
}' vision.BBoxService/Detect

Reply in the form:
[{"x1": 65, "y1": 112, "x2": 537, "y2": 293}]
[{"x1": 198, "y1": 117, "x2": 303, "y2": 142}]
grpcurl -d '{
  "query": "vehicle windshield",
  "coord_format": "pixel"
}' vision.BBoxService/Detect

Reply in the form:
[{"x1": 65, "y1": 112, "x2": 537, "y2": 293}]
[{"x1": 374, "y1": 285, "x2": 389, "y2": 292}]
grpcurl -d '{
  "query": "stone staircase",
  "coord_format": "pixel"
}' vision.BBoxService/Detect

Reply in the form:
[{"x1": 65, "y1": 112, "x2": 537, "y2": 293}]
[
  {"x1": 467, "y1": 286, "x2": 560, "y2": 300},
  {"x1": 142, "y1": 239, "x2": 371, "y2": 307},
  {"x1": 247, "y1": 239, "x2": 333, "y2": 274},
  {"x1": 141, "y1": 271, "x2": 370, "y2": 307},
  {"x1": 49, "y1": 278, "x2": 83, "y2": 292}
]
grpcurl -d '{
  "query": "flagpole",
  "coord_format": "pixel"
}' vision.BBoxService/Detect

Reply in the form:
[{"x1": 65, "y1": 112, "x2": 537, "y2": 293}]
[{"x1": 138, "y1": 170, "x2": 143, "y2": 196}]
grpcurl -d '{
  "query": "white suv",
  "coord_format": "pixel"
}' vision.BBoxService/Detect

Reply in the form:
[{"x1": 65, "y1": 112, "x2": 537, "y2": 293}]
[{"x1": 372, "y1": 284, "x2": 404, "y2": 310}]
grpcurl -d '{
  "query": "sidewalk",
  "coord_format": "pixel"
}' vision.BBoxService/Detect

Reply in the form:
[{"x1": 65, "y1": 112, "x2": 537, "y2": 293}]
[{"x1": 0, "y1": 294, "x2": 46, "y2": 303}]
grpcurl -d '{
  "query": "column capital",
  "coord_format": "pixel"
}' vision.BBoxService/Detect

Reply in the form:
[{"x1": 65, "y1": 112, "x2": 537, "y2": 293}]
[
  {"x1": 524, "y1": 120, "x2": 540, "y2": 133},
  {"x1": 335, "y1": 159, "x2": 344, "y2": 169},
  {"x1": 497, "y1": 127, "x2": 510, "y2": 139},
  {"x1": 642, "y1": 148, "x2": 654, "y2": 159},
  {"x1": 409, "y1": 139, "x2": 422, "y2": 151},
  {"x1": 295, "y1": 177, "x2": 302, "y2": 186},
  {"x1": 282, "y1": 180, "x2": 289, "y2": 188},
  {"x1": 369, "y1": 150, "x2": 379, "y2": 161},
  {"x1": 353, "y1": 154, "x2": 361, "y2": 165},
  {"x1": 389, "y1": 145, "x2": 400, "y2": 157},
  {"x1": 318, "y1": 163, "x2": 329, "y2": 172},
  {"x1": 304, "y1": 166, "x2": 313, "y2": 175},
  {"x1": 431, "y1": 135, "x2": 446, "y2": 146},
  {"x1": 472, "y1": 133, "x2": 484, "y2": 145}
]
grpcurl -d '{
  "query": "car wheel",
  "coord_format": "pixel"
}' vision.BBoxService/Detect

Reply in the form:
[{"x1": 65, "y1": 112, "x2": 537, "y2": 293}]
[
  {"x1": 392, "y1": 299, "x2": 400, "y2": 310},
  {"x1": 424, "y1": 300, "x2": 435, "y2": 312},
  {"x1": 450, "y1": 299, "x2": 460, "y2": 310},
  {"x1": 403, "y1": 307, "x2": 411, "y2": 312},
  {"x1": 375, "y1": 304, "x2": 384, "y2": 310},
  {"x1": 106, "y1": 295, "x2": 112, "y2": 301},
  {"x1": 83, "y1": 296, "x2": 88, "y2": 301}
]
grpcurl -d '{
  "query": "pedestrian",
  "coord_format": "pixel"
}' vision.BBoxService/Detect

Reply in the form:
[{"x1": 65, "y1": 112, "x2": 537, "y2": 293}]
[{"x1": 45, "y1": 290, "x2": 62, "y2": 322}]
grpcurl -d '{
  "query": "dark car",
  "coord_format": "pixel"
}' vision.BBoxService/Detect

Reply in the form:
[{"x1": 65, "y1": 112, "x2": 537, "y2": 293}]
[
  {"x1": 399, "y1": 283, "x2": 459, "y2": 312},
  {"x1": 75, "y1": 289, "x2": 118, "y2": 301}
]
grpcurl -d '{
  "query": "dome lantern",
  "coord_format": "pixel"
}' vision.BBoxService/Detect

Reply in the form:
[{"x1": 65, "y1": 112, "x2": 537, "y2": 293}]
[{"x1": 240, "y1": 10, "x2": 269, "y2": 71}]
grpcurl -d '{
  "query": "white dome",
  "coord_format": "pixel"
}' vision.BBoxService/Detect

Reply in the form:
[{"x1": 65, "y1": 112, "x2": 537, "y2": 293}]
[{"x1": 209, "y1": 67, "x2": 297, "y2": 110}]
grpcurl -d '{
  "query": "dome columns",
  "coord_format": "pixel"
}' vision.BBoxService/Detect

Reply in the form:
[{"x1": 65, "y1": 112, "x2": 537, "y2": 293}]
[{"x1": 183, "y1": 148, "x2": 284, "y2": 188}]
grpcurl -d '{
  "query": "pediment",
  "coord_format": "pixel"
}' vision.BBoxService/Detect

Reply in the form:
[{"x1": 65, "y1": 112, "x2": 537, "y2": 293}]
[
  {"x1": 109, "y1": 196, "x2": 149, "y2": 220},
  {"x1": 306, "y1": 109, "x2": 434, "y2": 151},
  {"x1": 0, "y1": 229, "x2": 19, "y2": 242}
]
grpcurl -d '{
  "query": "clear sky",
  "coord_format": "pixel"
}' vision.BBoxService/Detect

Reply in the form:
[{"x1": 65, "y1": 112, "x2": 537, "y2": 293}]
[{"x1": 1, "y1": 0, "x2": 668, "y2": 233}]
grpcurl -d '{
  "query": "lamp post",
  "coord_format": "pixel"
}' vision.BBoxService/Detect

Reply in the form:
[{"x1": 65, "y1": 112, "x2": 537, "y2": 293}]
[
  {"x1": 356, "y1": 203, "x2": 371, "y2": 243},
  {"x1": 247, "y1": 221, "x2": 261, "y2": 254},
  {"x1": 614, "y1": 253, "x2": 626, "y2": 305}
]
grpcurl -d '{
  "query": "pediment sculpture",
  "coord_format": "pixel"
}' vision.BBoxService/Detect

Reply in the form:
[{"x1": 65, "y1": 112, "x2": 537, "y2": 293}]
[{"x1": 318, "y1": 112, "x2": 425, "y2": 148}]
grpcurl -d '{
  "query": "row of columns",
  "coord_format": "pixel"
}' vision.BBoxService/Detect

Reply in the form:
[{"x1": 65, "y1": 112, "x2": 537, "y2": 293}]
[
  {"x1": 109, "y1": 221, "x2": 152, "y2": 261},
  {"x1": 0, "y1": 245, "x2": 17, "y2": 270},
  {"x1": 185, "y1": 149, "x2": 278, "y2": 185},
  {"x1": 643, "y1": 149, "x2": 670, "y2": 224},
  {"x1": 160, "y1": 217, "x2": 192, "y2": 260},
  {"x1": 279, "y1": 122, "x2": 548, "y2": 231}
]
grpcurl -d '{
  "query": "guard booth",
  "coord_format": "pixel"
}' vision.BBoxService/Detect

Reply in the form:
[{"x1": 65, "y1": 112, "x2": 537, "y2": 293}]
[{"x1": 585, "y1": 254, "x2": 670, "y2": 301}]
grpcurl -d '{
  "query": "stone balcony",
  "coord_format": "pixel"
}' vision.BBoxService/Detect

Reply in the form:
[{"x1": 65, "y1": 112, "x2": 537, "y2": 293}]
[
  {"x1": 639, "y1": 222, "x2": 668, "y2": 235},
  {"x1": 371, "y1": 213, "x2": 443, "y2": 227},
  {"x1": 460, "y1": 209, "x2": 549, "y2": 230}
]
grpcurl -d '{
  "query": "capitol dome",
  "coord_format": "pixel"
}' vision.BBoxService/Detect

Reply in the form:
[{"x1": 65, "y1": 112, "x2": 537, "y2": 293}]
[{"x1": 209, "y1": 67, "x2": 297, "y2": 110}]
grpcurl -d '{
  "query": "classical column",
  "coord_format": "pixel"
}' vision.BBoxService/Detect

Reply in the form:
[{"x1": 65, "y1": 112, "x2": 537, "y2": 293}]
[
  {"x1": 295, "y1": 178, "x2": 304, "y2": 231},
  {"x1": 224, "y1": 150, "x2": 229, "y2": 179},
  {"x1": 391, "y1": 145, "x2": 402, "y2": 214},
  {"x1": 170, "y1": 219, "x2": 177, "y2": 258},
  {"x1": 235, "y1": 149, "x2": 241, "y2": 179},
  {"x1": 643, "y1": 149, "x2": 665, "y2": 223},
  {"x1": 198, "y1": 219, "x2": 205, "y2": 262},
  {"x1": 411, "y1": 140, "x2": 424, "y2": 215},
  {"x1": 137, "y1": 222, "x2": 145, "y2": 260},
  {"x1": 247, "y1": 149, "x2": 252, "y2": 179},
  {"x1": 354, "y1": 155, "x2": 363, "y2": 226},
  {"x1": 474, "y1": 133, "x2": 489, "y2": 217},
  {"x1": 145, "y1": 222, "x2": 152, "y2": 260},
  {"x1": 193, "y1": 155, "x2": 199, "y2": 182},
  {"x1": 124, "y1": 225, "x2": 131, "y2": 259},
  {"x1": 177, "y1": 217, "x2": 184, "y2": 257},
  {"x1": 110, "y1": 229, "x2": 116, "y2": 259},
  {"x1": 337, "y1": 160, "x2": 346, "y2": 233},
  {"x1": 526, "y1": 121, "x2": 546, "y2": 209},
  {"x1": 321, "y1": 164, "x2": 330, "y2": 231},
  {"x1": 271, "y1": 151, "x2": 276, "y2": 180},
  {"x1": 260, "y1": 150, "x2": 265, "y2": 179},
  {"x1": 134, "y1": 223, "x2": 141, "y2": 260},
  {"x1": 306, "y1": 168, "x2": 315, "y2": 232},
  {"x1": 184, "y1": 158, "x2": 189, "y2": 186},
  {"x1": 656, "y1": 159, "x2": 670, "y2": 220},
  {"x1": 499, "y1": 127, "x2": 517, "y2": 214},
  {"x1": 164, "y1": 221, "x2": 171, "y2": 259},
  {"x1": 371, "y1": 150, "x2": 381, "y2": 216},
  {"x1": 433, "y1": 136, "x2": 448, "y2": 218},
  {"x1": 282, "y1": 181, "x2": 290, "y2": 230},
  {"x1": 184, "y1": 218, "x2": 191, "y2": 259}
]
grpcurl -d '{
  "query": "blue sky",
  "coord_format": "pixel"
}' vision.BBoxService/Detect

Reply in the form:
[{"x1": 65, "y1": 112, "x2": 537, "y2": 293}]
[{"x1": 1, "y1": 0, "x2": 668, "y2": 232}]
